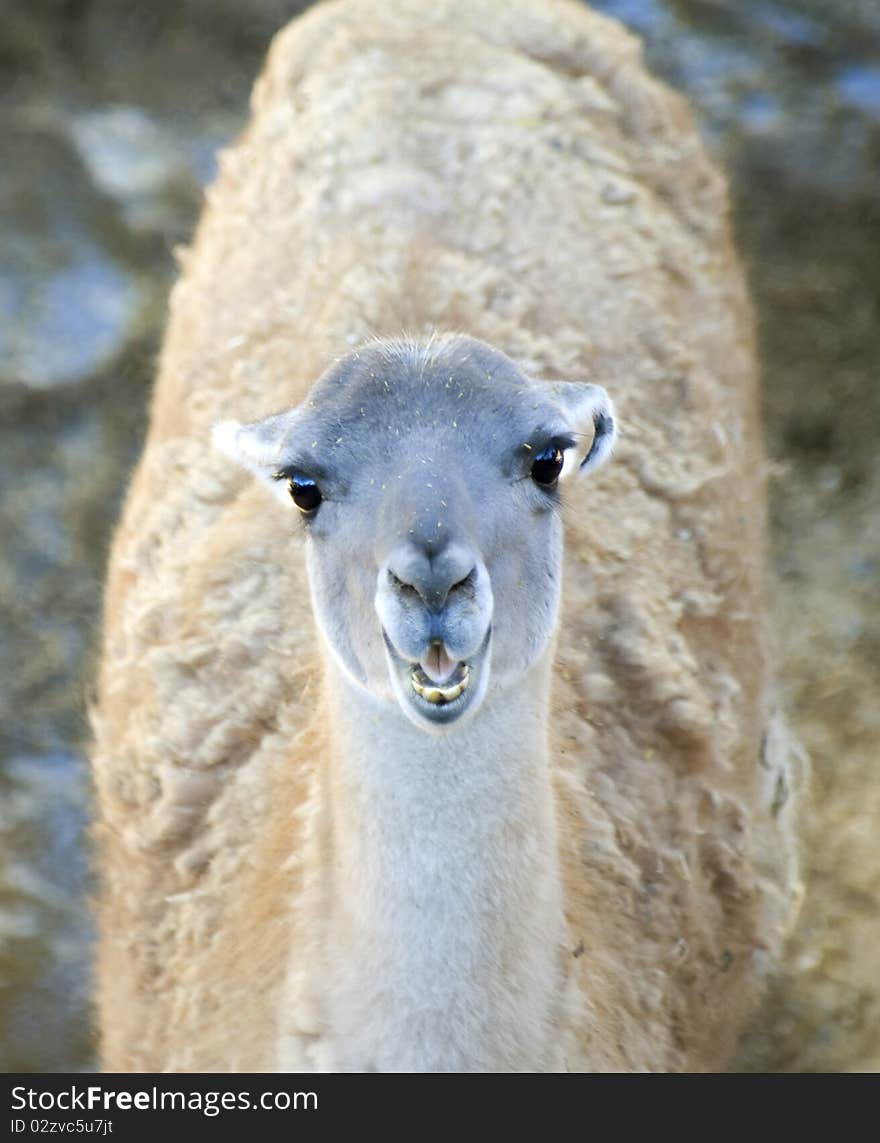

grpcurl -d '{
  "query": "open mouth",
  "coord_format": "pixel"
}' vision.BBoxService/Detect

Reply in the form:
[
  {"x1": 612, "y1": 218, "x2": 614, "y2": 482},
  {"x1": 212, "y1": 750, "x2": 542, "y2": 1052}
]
[
  {"x1": 410, "y1": 661, "x2": 469, "y2": 704},
  {"x1": 382, "y1": 628, "x2": 491, "y2": 728}
]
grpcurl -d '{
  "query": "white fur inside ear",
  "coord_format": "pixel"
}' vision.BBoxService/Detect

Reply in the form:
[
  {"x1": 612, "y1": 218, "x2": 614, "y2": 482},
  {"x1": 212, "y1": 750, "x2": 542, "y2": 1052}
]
[
  {"x1": 211, "y1": 410, "x2": 297, "y2": 479},
  {"x1": 546, "y1": 381, "x2": 617, "y2": 477},
  {"x1": 213, "y1": 419, "x2": 294, "y2": 506},
  {"x1": 212, "y1": 420, "x2": 245, "y2": 462},
  {"x1": 213, "y1": 418, "x2": 279, "y2": 473},
  {"x1": 579, "y1": 399, "x2": 616, "y2": 474},
  {"x1": 559, "y1": 446, "x2": 581, "y2": 481}
]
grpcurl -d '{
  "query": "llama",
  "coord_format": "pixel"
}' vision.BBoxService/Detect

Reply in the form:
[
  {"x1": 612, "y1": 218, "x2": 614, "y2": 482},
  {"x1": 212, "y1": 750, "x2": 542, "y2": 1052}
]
[{"x1": 91, "y1": 0, "x2": 801, "y2": 1071}]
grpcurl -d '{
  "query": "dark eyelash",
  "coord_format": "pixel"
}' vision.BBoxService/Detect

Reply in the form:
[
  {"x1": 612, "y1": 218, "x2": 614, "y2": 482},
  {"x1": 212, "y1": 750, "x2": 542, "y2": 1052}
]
[
  {"x1": 272, "y1": 465, "x2": 319, "y2": 484},
  {"x1": 519, "y1": 434, "x2": 576, "y2": 469}
]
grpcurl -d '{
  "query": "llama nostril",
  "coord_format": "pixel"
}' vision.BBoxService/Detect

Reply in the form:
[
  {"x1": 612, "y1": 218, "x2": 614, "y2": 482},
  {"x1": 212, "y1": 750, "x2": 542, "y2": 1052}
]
[
  {"x1": 387, "y1": 544, "x2": 478, "y2": 612},
  {"x1": 388, "y1": 569, "x2": 419, "y2": 598},
  {"x1": 449, "y1": 568, "x2": 477, "y2": 597}
]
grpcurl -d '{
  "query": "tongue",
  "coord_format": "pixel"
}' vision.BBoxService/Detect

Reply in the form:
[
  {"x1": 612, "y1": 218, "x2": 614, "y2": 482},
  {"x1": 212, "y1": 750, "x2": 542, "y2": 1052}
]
[{"x1": 419, "y1": 643, "x2": 459, "y2": 685}]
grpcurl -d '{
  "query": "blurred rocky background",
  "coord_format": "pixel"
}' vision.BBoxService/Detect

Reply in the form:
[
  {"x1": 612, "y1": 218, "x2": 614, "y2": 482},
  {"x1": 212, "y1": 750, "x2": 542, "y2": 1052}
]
[{"x1": 1, "y1": 0, "x2": 877, "y2": 1071}]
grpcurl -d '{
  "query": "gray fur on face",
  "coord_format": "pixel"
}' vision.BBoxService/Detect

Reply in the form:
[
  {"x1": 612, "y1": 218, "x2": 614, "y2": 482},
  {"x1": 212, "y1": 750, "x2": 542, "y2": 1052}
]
[{"x1": 214, "y1": 334, "x2": 616, "y2": 727}]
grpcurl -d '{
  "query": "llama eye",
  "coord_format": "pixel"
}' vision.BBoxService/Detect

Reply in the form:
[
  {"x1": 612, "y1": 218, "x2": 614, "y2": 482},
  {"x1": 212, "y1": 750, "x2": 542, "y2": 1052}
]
[
  {"x1": 530, "y1": 446, "x2": 565, "y2": 488},
  {"x1": 288, "y1": 476, "x2": 323, "y2": 513}
]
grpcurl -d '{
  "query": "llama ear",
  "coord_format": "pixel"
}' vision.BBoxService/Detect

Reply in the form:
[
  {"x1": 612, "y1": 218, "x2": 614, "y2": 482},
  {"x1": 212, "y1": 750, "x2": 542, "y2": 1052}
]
[
  {"x1": 213, "y1": 409, "x2": 300, "y2": 490},
  {"x1": 546, "y1": 381, "x2": 617, "y2": 478}
]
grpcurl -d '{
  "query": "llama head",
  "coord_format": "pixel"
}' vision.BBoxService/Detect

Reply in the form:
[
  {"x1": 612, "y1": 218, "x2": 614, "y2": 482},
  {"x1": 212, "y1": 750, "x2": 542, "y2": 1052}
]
[{"x1": 214, "y1": 335, "x2": 615, "y2": 732}]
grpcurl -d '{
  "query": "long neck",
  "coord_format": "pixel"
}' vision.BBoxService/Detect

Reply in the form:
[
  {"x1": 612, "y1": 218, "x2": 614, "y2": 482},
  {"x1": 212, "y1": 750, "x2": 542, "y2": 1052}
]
[{"x1": 313, "y1": 651, "x2": 567, "y2": 1072}]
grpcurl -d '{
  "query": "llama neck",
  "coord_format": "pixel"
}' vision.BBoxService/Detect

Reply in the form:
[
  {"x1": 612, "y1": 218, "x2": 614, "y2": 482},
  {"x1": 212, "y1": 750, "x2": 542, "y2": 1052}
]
[{"x1": 308, "y1": 651, "x2": 566, "y2": 1072}]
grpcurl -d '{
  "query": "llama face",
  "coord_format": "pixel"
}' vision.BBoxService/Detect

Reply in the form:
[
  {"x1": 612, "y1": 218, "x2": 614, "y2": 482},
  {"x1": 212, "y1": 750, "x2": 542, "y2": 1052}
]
[{"x1": 215, "y1": 335, "x2": 615, "y2": 732}]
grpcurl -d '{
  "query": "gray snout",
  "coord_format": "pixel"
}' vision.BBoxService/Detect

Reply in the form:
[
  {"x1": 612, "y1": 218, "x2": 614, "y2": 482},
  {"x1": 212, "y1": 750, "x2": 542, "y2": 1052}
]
[
  {"x1": 376, "y1": 537, "x2": 494, "y2": 665},
  {"x1": 386, "y1": 539, "x2": 476, "y2": 613}
]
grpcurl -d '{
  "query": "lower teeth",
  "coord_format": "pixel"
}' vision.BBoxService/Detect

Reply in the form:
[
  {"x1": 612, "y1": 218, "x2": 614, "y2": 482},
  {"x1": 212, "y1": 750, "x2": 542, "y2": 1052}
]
[{"x1": 411, "y1": 663, "x2": 469, "y2": 704}]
